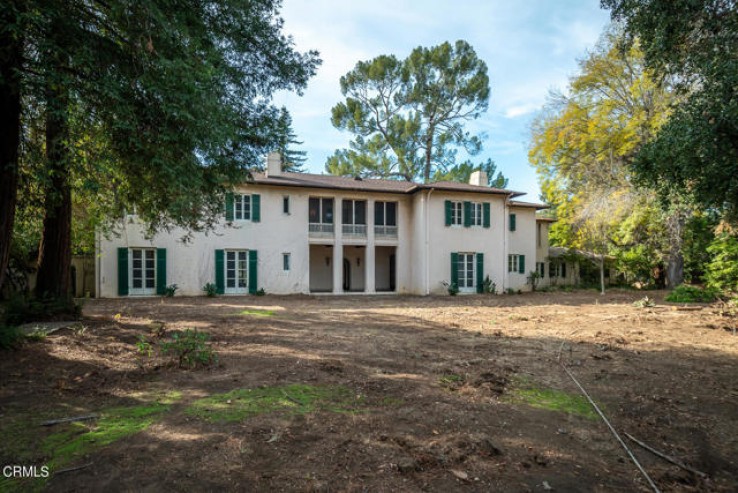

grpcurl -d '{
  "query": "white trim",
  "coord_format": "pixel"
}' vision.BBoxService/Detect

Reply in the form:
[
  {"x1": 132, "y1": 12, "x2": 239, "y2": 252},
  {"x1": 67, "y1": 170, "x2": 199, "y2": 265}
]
[
  {"x1": 224, "y1": 249, "x2": 249, "y2": 294},
  {"x1": 129, "y1": 247, "x2": 156, "y2": 296}
]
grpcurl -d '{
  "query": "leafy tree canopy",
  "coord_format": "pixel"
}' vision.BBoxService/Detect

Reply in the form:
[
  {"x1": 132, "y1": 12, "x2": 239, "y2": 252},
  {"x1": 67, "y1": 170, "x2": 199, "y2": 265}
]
[
  {"x1": 326, "y1": 40, "x2": 499, "y2": 184},
  {"x1": 602, "y1": 0, "x2": 738, "y2": 220},
  {"x1": 529, "y1": 30, "x2": 679, "y2": 288}
]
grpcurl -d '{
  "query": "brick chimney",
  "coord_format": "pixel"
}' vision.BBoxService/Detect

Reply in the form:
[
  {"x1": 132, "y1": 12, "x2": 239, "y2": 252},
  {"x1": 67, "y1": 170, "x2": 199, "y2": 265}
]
[
  {"x1": 469, "y1": 170, "x2": 488, "y2": 186},
  {"x1": 265, "y1": 152, "x2": 282, "y2": 177}
]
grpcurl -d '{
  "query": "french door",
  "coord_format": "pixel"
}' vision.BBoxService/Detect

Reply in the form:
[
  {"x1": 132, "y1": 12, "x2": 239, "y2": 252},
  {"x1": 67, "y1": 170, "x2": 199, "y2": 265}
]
[
  {"x1": 457, "y1": 253, "x2": 475, "y2": 292},
  {"x1": 130, "y1": 248, "x2": 156, "y2": 295},
  {"x1": 225, "y1": 250, "x2": 248, "y2": 294}
]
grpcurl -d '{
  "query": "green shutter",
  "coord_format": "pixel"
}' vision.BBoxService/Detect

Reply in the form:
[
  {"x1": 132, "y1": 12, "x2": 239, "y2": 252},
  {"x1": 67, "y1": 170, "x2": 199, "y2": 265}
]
[
  {"x1": 252, "y1": 194, "x2": 261, "y2": 222},
  {"x1": 248, "y1": 250, "x2": 258, "y2": 294},
  {"x1": 519, "y1": 254, "x2": 525, "y2": 274},
  {"x1": 476, "y1": 253, "x2": 484, "y2": 293},
  {"x1": 444, "y1": 200, "x2": 452, "y2": 226},
  {"x1": 215, "y1": 249, "x2": 225, "y2": 294},
  {"x1": 450, "y1": 252, "x2": 459, "y2": 287},
  {"x1": 225, "y1": 193, "x2": 234, "y2": 221},
  {"x1": 483, "y1": 203, "x2": 490, "y2": 228},
  {"x1": 117, "y1": 248, "x2": 129, "y2": 296},
  {"x1": 561, "y1": 262, "x2": 567, "y2": 278},
  {"x1": 463, "y1": 201, "x2": 472, "y2": 227},
  {"x1": 156, "y1": 248, "x2": 166, "y2": 295},
  {"x1": 510, "y1": 213, "x2": 516, "y2": 231}
]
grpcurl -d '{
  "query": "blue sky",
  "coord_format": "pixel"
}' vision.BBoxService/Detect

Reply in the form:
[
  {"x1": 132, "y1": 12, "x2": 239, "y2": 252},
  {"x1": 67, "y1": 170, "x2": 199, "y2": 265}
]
[{"x1": 274, "y1": 1, "x2": 611, "y2": 201}]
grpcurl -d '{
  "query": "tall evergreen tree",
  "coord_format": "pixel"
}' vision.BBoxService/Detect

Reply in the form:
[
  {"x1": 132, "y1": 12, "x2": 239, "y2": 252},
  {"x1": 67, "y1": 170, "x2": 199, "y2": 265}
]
[
  {"x1": 0, "y1": 0, "x2": 320, "y2": 298},
  {"x1": 326, "y1": 40, "x2": 490, "y2": 183}
]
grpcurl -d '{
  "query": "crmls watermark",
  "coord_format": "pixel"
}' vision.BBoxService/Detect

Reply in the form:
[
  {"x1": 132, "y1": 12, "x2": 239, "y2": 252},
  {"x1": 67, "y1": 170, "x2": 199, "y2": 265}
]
[{"x1": 2, "y1": 465, "x2": 50, "y2": 479}]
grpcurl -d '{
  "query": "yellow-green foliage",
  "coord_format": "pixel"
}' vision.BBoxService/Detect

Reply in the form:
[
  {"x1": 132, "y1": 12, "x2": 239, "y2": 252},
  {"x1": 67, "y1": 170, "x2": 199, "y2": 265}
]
[{"x1": 186, "y1": 384, "x2": 362, "y2": 422}]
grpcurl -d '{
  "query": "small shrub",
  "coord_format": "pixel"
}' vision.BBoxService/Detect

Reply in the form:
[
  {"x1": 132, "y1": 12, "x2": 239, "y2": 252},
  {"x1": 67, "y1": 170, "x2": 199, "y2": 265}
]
[
  {"x1": 665, "y1": 284, "x2": 719, "y2": 303},
  {"x1": 528, "y1": 271, "x2": 541, "y2": 291},
  {"x1": 482, "y1": 275, "x2": 496, "y2": 294},
  {"x1": 447, "y1": 282, "x2": 459, "y2": 296},
  {"x1": 505, "y1": 288, "x2": 516, "y2": 295},
  {"x1": 254, "y1": 288, "x2": 266, "y2": 296},
  {"x1": 202, "y1": 283, "x2": 218, "y2": 297},
  {"x1": 136, "y1": 335, "x2": 153, "y2": 358},
  {"x1": 160, "y1": 329, "x2": 217, "y2": 368},
  {"x1": 163, "y1": 284, "x2": 178, "y2": 297}
]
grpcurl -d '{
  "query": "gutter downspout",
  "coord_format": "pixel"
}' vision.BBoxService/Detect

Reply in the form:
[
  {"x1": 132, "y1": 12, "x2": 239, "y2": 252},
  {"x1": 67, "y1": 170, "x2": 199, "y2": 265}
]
[
  {"x1": 425, "y1": 188, "x2": 434, "y2": 295},
  {"x1": 503, "y1": 193, "x2": 511, "y2": 292}
]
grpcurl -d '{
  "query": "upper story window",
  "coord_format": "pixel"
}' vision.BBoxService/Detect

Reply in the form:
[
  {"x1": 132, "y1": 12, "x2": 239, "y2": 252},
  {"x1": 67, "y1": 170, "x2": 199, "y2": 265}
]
[
  {"x1": 374, "y1": 201, "x2": 397, "y2": 226},
  {"x1": 283, "y1": 196, "x2": 290, "y2": 215},
  {"x1": 446, "y1": 200, "x2": 489, "y2": 228},
  {"x1": 451, "y1": 201, "x2": 463, "y2": 226},
  {"x1": 509, "y1": 213, "x2": 517, "y2": 232},
  {"x1": 470, "y1": 202, "x2": 483, "y2": 227},
  {"x1": 342, "y1": 199, "x2": 367, "y2": 225},
  {"x1": 234, "y1": 194, "x2": 251, "y2": 220},
  {"x1": 226, "y1": 192, "x2": 260, "y2": 222},
  {"x1": 537, "y1": 223, "x2": 541, "y2": 246},
  {"x1": 309, "y1": 197, "x2": 333, "y2": 224}
]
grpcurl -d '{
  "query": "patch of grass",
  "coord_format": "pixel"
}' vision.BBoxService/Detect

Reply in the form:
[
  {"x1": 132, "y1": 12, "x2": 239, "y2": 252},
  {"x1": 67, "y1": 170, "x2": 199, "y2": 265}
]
[
  {"x1": 665, "y1": 284, "x2": 719, "y2": 303},
  {"x1": 186, "y1": 384, "x2": 362, "y2": 422},
  {"x1": 438, "y1": 373, "x2": 465, "y2": 386},
  {"x1": 42, "y1": 403, "x2": 170, "y2": 467},
  {"x1": 0, "y1": 401, "x2": 171, "y2": 492},
  {"x1": 236, "y1": 308, "x2": 275, "y2": 317},
  {"x1": 505, "y1": 377, "x2": 596, "y2": 419}
]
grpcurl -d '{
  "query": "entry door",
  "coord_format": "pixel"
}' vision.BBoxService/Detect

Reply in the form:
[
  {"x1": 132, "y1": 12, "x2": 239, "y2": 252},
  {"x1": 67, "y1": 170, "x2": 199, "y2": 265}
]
[
  {"x1": 457, "y1": 253, "x2": 475, "y2": 292},
  {"x1": 343, "y1": 258, "x2": 351, "y2": 291},
  {"x1": 130, "y1": 248, "x2": 156, "y2": 295},
  {"x1": 226, "y1": 250, "x2": 248, "y2": 294}
]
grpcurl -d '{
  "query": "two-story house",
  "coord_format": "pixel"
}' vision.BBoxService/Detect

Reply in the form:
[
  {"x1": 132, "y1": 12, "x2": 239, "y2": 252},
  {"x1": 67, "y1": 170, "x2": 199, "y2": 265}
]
[{"x1": 96, "y1": 153, "x2": 551, "y2": 297}]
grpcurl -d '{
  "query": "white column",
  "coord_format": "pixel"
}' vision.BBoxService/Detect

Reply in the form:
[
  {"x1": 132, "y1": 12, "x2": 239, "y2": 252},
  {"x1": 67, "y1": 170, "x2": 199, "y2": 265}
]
[
  {"x1": 365, "y1": 200, "x2": 376, "y2": 293},
  {"x1": 332, "y1": 197, "x2": 343, "y2": 293}
]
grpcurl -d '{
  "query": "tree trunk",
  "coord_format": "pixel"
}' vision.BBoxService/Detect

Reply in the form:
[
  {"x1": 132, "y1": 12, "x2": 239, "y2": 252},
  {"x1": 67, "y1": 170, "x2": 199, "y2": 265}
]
[
  {"x1": 423, "y1": 132, "x2": 433, "y2": 184},
  {"x1": 600, "y1": 254, "x2": 606, "y2": 295},
  {"x1": 36, "y1": 30, "x2": 72, "y2": 300},
  {"x1": 666, "y1": 209, "x2": 686, "y2": 288},
  {"x1": 0, "y1": 4, "x2": 24, "y2": 296}
]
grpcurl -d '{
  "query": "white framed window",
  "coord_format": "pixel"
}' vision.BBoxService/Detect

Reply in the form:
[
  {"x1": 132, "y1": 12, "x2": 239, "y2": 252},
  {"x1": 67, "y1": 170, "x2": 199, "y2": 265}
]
[
  {"x1": 283, "y1": 196, "x2": 290, "y2": 215},
  {"x1": 374, "y1": 201, "x2": 397, "y2": 227},
  {"x1": 451, "y1": 201, "x2": 463, "y2": 226},
  {"x1": 457, "y1": 253, "x2": 476, "y2": 292},
  {"x1": 234, "y1": 194, "x2": 251, "y2": 221},
  {"x1": 130, "y1": 248, "x2": 156, "y2": 295},
  {"x1": 225, "y1": 250, "x2": 248, "y2": 294},
  {"x1": 508, "y1": 254, "x2": 519, "y2": 273},
  {"x1": 283, "y1": 253, "x2": 291, "y2": 271},
  {"x1": 308, "y1": 197, "x2": 334, "y2": 224},
  {"x1": 470, "y1": 202, "x2": 483, "y2": 226}
]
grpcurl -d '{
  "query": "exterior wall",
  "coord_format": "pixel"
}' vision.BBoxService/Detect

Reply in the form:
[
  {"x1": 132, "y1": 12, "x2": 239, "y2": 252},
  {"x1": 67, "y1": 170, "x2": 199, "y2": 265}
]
[
  {"x1": 506, "y1": 207, "x2": 538, "y2": 291},
  {"x1": 425, "y1": 192, "x2": 507, "y2": 294},
  {"x1": 98, "y1": 184, "x2": 415, "y2": 297},
  {"x1": 97, "y1": 182, "x2": 548, "y2": 297},
  {"x1": 535, "y1": 221, "x2": 551, "y2": 288}
]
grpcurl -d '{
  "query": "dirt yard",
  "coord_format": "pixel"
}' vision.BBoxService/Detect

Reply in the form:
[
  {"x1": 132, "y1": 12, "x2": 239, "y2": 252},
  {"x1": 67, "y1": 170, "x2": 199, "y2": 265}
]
[{"x1": 1, "y1": 290, "x2": 737, "y2": 492}]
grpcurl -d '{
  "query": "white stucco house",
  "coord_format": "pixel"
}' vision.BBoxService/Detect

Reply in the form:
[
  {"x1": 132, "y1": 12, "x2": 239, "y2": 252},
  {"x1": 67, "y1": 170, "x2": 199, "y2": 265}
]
[{"x1": 96, "y1": 153, "x2": 557, "y2": 297}]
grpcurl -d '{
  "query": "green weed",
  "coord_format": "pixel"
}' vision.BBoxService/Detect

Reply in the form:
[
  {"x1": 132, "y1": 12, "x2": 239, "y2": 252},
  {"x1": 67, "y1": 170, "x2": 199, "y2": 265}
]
[
  {"x1": 505, "y1": 377, "x2": 596, "y2": 419},
  {"x1": 186, "y1": 384, "x2": 362, "y2": 422}
]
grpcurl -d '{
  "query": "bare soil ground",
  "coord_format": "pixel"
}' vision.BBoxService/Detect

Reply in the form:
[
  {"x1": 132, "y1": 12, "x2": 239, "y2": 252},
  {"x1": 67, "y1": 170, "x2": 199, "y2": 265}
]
[{"x1": 2, "y1": 290, "x2": 737, "y2": 492}]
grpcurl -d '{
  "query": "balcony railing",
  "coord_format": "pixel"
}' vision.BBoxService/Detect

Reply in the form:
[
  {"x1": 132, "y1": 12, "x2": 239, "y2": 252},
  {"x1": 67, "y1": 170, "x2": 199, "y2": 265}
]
[
  {"x1": 342, "y1": 224, "x2": 367, "y2": 238},
  {"x1": 309, "y1": 222, "x2": 334, "y2": 238},
  {"x1": 374, "y1": 225, "x2": 398, "y2": 239}
]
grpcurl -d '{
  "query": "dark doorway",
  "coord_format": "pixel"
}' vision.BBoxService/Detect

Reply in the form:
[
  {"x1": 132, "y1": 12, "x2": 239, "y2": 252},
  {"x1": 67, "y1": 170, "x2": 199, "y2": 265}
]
[
  {"x1": 389, "y1": 254, "x2": 396, "y2": 291},
  {"x1": 343, "y1": 258, "x2": 351, "y2": 291}
]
